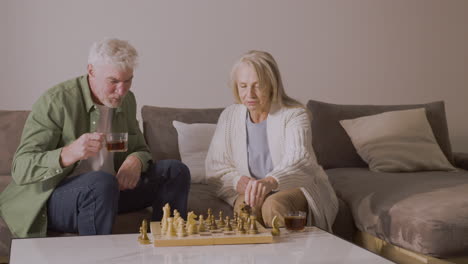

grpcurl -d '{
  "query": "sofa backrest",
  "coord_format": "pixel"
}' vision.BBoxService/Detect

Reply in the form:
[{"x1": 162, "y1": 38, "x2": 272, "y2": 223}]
[
  {"x1": 0, "y1": 110, "x2": 30, "y2": 175},
  {"x1": 141, "y1": 106, "x2": 224, "y2": 162},
  {"x1": 306, "y1": 100, "x2": 453, "y2": 169}
]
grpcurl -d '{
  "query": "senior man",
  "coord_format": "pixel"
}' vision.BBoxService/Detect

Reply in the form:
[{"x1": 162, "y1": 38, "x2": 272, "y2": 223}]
[{"x1": 0, "y1": 38, "x2": 190, "y2": 238}]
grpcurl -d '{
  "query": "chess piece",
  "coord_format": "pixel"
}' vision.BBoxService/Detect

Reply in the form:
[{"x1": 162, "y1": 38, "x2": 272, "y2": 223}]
[
  {"x1": 177, "y1": 218, "x2": 185, "y2": 230},
  {"x1": 271, "y1": 215, "x2": 281, "y2": 236},
  {"x1": 248, "y1": 216, "x2": 259, "y2": 234},
  {"x1": 161, "y1": 203, "x2": 171, "y2": 233},
  {"x1": 218, "y1": 211, "x2": 225, "y2": 228},
  {"x1": 177, "y1": 223, "x2": 188, "y2": 237},
  {"x1": 207, "y1": 208, "x2": 213, "y2": 220},
  {"x1": 246, "y1": 216, "x2": 251, "y2": 230},
  {"x1": 188, "y1": 222, "x2": 198, "y2": 235},
  {"x1": 206, "y1": 214, "x2": 212, "y2": 228},
  {"x1": 139, "y1": 219, "x2": 151, "y2": 244},
  {"x1": 198, "y1": 215, "x2": 206, "y2": 232},
  {"x1": 210, "y1": 215, "x2": 217, "y2": 230},
  {"x1": 241, "y1": 203, "x2": 251, "y2": 227},
  {"x1": 232, "y1": 212, "x2": 238, "y2": 225},
  {"x1": 166, "y1": 217, "x2": 176, "y2": 237},
  {"x1": 187, "y1": 211, "x2": 198, "y2": 235},
  {"x1": 137, "y1": 226, "x2": 143, "y2": 241},
  {"x1": 174, "y1": 210, "x2": 181, "y2": 222},
  {"x1": 187, "y1": 211, "x2": 197, "y2": 226},
  {"x1": 237, "y1": 218, "x2": 246, "y2": 234},
  {"x1": 241, "y1": 202, "x2": 252, "y2": 215},
  {"x1": 224, "y1": 216, "x2": 233, "y2": 232}
]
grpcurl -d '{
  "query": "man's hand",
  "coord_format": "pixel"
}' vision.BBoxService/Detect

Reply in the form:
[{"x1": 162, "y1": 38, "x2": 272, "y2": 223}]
[
  {"x1": 116, "y1": 155, "x2": 142, "y2": 190},
  {"x1": 60, "y1": 133, "x2": 105, "y2": 167},
  {"x1": 244, "y1": 177, "x2": 278, "y2": 208}
]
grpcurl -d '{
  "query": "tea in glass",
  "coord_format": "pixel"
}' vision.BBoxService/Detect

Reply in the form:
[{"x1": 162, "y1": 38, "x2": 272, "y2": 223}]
[
  {"x1": 106, "y1": 132, "x2": 128, "y2": 152},
  {"x1": 284, "y1": 211, "x2": 306, "y2": 231}
]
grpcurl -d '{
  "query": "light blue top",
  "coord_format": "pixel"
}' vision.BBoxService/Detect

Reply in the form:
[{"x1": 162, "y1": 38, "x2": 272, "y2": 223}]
[{"x1": 246, "y1": 112, "x2": 274, "y2": 179}]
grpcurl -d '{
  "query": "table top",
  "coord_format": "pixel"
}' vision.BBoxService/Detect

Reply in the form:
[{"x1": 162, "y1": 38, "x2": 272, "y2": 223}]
[{"x1": 10, "y1": 227, "x2": 394, "y2": 264}]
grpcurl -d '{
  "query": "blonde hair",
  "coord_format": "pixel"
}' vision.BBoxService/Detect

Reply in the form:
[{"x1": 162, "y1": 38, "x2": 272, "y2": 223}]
[
  {"x1": 230, "y1": 50, "x2": 304, "y2": 109},
  {"x1": 88, "y1": 38, "x2": 138, "y2": 70}
]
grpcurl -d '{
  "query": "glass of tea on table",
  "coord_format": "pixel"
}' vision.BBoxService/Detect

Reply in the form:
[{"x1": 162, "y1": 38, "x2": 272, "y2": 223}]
[
  {"x1": 284, "y1": 211, "x2": 306, "y2": 231},
  {"x1": 106, "y1": 132, "x2": 128, "y2": 152}
]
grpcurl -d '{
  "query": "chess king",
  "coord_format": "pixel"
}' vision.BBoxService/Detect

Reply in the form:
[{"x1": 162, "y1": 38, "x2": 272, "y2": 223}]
[
  {"x1": 205, "y1": 50, "x2": 339, "y2": 231},
  {"x1": 0, "y1": 38, "x2": 191, "y2": 238}
]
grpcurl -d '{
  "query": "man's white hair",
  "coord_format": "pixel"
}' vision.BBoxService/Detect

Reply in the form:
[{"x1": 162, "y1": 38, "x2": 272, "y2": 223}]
[{"x1": 88, "y1": 38, "x2": 138, "y2": 70}]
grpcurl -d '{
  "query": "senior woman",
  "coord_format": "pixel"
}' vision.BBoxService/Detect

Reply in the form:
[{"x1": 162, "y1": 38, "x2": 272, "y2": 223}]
[{"x1": 205, "y1": 50, "x2": 338, "y2": 231}]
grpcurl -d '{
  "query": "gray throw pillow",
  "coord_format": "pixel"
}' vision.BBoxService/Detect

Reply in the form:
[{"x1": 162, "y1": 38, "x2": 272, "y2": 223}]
[{"x1": 306, "y1": 100, "x2": 453, "y2": 169}]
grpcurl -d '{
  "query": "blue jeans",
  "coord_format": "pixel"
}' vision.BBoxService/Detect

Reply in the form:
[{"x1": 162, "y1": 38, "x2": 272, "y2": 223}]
[{"x1": 47, "y1": 160, "x2": 191, "y2": 235}]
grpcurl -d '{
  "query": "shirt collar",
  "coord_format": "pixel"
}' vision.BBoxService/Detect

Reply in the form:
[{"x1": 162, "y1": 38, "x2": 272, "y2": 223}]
[{"x1": 80, "y1": 75, "x2": 124, "y2": 113}]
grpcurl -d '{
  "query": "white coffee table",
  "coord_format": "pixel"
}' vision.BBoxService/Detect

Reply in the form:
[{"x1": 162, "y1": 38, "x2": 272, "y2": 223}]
[{"x1": 10, "y1": 227, "x2": 394, "y2": 264}]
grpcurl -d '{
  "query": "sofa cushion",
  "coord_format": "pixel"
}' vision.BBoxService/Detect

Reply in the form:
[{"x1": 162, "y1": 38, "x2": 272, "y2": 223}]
[
  {"x1": 0, "y1": 216, "x2": 11, "y2": 259},
  {"x1": 188, "y1": 183, "x2": 233, "y2": 218},
  {"x1": 327, "y1": 167, "x2": 468, "y2": 257},
  {"x1": 0, "y1": 111, "x2": 30, "y2": 175},
  {"x1": 307, "y1": 100, "x2": 453, "y2": 169},
  {"x1": 141, "y1": 106, "x2": 223, "y2": 162},
  {"x1": 112, "y1": 208, "x2": 153, "y2": 234},
  {"x1": 340, "y1": 108, "x2": 456, "y2": 172}
]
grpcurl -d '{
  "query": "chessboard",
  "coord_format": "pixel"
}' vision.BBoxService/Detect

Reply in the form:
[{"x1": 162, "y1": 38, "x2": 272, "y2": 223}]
[
  {"x1": 148, "y1": 204, "x2": 273, "y2": 247},
  {"x1": 150, "y1": 220, "x2": 273, "y2": 247}
]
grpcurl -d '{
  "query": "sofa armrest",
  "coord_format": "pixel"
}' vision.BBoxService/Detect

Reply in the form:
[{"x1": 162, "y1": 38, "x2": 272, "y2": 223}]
[{"x1": 453, "y1": 152, "x2": 468, "y2": 170}]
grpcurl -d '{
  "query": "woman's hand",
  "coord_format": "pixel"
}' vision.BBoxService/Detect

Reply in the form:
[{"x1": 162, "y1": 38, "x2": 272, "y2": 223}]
[
  {"x1": 244, "y1": 177, "x2": 278, "y2": 208},
  {"x1": 236, "y1": 176, "x2": 252, "y2": 194}
]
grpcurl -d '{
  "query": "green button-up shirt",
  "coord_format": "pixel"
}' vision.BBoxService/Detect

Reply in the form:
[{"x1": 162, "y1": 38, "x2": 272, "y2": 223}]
[{"x1": 0, "y1": 75, "x2": 152, "y2": 238}]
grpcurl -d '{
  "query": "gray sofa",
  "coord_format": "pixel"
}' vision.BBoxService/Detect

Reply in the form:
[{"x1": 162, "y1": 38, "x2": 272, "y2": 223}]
[
  {"x1": 1, "y1": 100, "x2": 467, "y2": 263},
  {"x1": 308, "y1": 100, "x2": 468, "y2": 263}
]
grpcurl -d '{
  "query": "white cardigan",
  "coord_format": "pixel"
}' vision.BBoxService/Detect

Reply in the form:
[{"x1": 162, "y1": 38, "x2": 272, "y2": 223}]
[{"x1": 205, "y1": 104, "x2": 339, "y2": 231}]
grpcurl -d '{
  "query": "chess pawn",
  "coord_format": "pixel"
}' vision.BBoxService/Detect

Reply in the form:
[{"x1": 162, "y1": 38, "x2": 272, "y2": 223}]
[
  {"x1": 174, "y1": 210, "x2": 181, "y2": 222},
  {"x1": 138, "y1": 226, "x2": 143, "y2": 241},
  {"x1": 140, "y1": 229, "x2": 151, "y2": 244},
  {"x1": 232, "y1": 212, "x2": 238, "y2": 225},
  {"x1": 177, "y1": 218, "x2": 185, "y2": 231},
  {"x1": 166, "y1": 217, "x2": 176, "y2": 237},
  {"x1": 177, "y1": 223, "x2": 188, "y2": 237},
  {"x1": 224, "y1": 216, "x2": 233, "y2": 232},
  {"x1": 237, "y1": 218, "x2": 246, "y2": 234},
  {"x1": 198, "y1": 215, "x2": 206, "y2": 232},
  {"x1": 246, "y1": 216, "x2": 251, "y2": 230},
  {"x1": 139, "y1": 219, "x2": 151, "y2": 244},
  {"x1": 271, "y1": 215, "x2": 281, "y2": 236},
  {"x1": 218, "y1": 211, "x2": 225, "y2": 228},
  {"x1": 248, "y1": 216, "x2": 259, "y2": 234},
  {"x1": 207, "y1": 208, "x2": 213, "y2": 222},
  {"x1": 210, "y1": 215, "x2": 217, "y2": 230}
]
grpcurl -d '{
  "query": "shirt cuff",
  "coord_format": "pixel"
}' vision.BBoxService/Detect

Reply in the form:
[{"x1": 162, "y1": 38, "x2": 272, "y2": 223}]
[{"x1": 129, "y1": 152, "x2": 152, "y2": 172}]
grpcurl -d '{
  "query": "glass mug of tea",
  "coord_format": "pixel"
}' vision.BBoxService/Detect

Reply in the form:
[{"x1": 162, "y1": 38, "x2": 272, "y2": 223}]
[
  {"x1": 284, "y1": 211, "x2": 306, "y2": 231},
  {"x1": 106, "y1": 132, "x2": 128, "y2": 152}
]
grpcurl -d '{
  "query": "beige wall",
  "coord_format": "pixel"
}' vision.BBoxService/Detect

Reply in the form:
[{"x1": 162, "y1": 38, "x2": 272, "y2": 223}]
[{"x1": 1, "y1": 0, "x2": 468, "y2": 151}]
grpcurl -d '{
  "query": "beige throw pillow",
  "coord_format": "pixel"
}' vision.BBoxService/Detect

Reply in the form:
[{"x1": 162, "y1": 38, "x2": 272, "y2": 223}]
[
  {"x1": 339, "y1": 108, "x2": 456, "y2": 172},
  {"x1": 172, "y1": 120, "x2": 217, "y2": 183}
]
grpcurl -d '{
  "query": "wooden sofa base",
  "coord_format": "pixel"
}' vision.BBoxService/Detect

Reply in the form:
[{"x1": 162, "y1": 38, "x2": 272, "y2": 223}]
[{"x1": 355, "y1": 231, "x2": 468, "y2": 264}]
